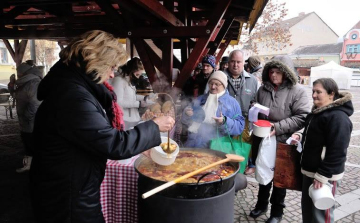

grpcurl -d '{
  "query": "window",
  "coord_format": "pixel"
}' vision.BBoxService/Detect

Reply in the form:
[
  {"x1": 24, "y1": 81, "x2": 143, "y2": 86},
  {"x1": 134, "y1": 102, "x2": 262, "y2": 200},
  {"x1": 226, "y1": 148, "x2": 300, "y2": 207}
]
[
  {"x1": 346, "y1": 44, "x2": 360, "y2": 53},
  {"x1": 0, "y1": 48, "x2": 8, "y2": 64},
  {"x1": 351, "y1": 33, "x2": 358, "y2": 40}
]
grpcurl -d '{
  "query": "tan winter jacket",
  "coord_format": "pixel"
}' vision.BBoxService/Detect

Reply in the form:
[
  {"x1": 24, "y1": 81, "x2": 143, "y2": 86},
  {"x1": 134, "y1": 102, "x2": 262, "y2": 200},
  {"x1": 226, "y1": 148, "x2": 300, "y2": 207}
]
[{"x1": 256, "y1": 59, "x2": 310, "y2": 143}]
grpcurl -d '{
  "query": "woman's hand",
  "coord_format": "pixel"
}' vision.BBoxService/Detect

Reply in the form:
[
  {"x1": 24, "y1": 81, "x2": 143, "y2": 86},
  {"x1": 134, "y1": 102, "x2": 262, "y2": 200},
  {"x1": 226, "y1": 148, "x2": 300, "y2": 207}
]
[
  {"x1": 270, "y1": 123, "x2": 276, "y2": 136},
  {"x1": 290, "y1": 133, "x2": 300, "y2": 145},
  {"x1": 313, "y1": 179, "x2": 323, "y2": 189},
  {"x1": 185, "y1": 107, "x2": 194, "y2": 116},
  {"x1": 142, "y1": 150, "x2": 151, "y2": 158},
  {"x1": 153, "y1": 116, "x2": 175, "y2": 132},
  {"x1": 212, "y1": 112, "x2": 224, "y2": 125}
]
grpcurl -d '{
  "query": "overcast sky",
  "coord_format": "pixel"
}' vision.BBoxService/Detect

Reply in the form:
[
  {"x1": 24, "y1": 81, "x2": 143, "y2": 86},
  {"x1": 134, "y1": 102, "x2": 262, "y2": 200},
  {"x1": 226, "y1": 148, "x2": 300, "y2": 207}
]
[{"x1": 278, "y1": 0, "x2": 360, "y2": 37}]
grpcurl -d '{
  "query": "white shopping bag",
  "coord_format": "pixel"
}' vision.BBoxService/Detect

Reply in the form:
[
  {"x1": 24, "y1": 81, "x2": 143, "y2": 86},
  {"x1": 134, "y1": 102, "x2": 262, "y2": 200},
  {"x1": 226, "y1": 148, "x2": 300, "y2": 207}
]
[{"x1": 255, "y1": 135, "x2": 277, "y2": 185}]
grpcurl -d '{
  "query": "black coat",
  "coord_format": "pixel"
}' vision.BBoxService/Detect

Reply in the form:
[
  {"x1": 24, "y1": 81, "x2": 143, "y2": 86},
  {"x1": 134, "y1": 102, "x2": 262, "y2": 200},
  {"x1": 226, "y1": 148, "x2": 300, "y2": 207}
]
[
  {"x1": 301, "y1": 92, "x2": 353, "y2": 183},
  {"x1": 30, "y1": 61, "x2": 161, "y2": 223}
]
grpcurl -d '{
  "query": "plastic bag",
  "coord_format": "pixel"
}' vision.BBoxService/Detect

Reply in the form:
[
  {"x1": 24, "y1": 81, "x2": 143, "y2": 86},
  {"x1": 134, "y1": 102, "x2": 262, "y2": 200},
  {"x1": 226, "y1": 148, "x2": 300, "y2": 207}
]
[
  {"x1": 255, "y1": 135, "x2": 277, "y2": 185},
  {"x1": 210, "y1": 135, "x2": 251, "y2": 173}
]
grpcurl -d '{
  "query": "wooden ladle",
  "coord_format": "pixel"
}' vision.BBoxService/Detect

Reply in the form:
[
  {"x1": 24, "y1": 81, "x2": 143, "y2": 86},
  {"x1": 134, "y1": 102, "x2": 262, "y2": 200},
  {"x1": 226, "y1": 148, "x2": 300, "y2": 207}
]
[{"x1": 142, "y1": 154, "x2": 245, "y2": 199}]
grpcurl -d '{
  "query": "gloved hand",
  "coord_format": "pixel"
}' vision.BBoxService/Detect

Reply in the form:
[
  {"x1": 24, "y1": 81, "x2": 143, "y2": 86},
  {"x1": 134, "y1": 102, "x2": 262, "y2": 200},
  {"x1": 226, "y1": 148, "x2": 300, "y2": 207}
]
[{"x1": 140, "y1": 100, "x2": 149, "y2": 108}]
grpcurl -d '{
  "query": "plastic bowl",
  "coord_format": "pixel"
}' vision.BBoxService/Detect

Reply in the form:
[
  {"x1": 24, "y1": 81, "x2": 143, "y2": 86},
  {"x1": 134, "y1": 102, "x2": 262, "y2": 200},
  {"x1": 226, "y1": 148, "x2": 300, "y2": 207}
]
[
  {"x1": 150, "y1": 136, "x2": 179, "y2": 166},
  {"x1": 253, "y1": 120, "x2": 271, "y2": 137},
  {"x1": 309, "y1": 183, "x2": 335, "y2": 210}
]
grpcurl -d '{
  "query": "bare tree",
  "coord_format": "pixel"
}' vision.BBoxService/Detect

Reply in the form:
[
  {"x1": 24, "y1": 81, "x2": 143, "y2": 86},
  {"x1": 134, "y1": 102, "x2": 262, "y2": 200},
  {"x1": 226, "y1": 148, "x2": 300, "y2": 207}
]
[
  {"x1": 242, "y1": 0, "x2": 292, "y2": 54},
  {"x1": 23, "y1": 40, "x2": 58, "y2": 72}
]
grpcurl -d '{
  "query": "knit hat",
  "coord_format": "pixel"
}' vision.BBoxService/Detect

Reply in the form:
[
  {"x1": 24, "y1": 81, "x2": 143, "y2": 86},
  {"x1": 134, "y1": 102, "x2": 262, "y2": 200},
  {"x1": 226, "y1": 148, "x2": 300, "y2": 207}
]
[
  {"x1": 245, "y1": 56, "x2": 261, "y2": 71},
  {"x1": 221, "y1": 56, "x2": 229, "y2": 63},
  {"x1": 208, "y1": 71, "x2": 228, "y2": 88},
  {"x1": 16, "y1": 62, "x2": 33, "y2": 75},
  {"x1": 202, "y1": 54, "x2": 216, "y2": 68}
]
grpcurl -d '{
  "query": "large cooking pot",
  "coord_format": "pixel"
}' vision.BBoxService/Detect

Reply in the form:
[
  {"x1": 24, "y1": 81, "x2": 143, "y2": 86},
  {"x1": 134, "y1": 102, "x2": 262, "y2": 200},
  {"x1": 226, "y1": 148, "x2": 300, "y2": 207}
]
[{"x1": 134, "y1": 147, "x2": 240, "y2": 199}]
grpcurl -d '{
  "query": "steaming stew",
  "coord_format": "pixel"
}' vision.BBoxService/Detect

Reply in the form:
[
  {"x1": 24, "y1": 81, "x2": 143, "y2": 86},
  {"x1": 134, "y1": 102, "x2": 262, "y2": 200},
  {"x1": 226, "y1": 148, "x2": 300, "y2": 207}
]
[{"x1": 138, "y1": 151, "x2": 236, "y2": 183}]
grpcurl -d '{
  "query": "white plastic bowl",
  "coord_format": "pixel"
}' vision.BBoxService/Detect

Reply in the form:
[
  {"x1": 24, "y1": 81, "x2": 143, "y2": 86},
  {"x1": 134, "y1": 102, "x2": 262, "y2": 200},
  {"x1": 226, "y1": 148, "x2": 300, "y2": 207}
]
[
  {"x1": 150, "y1": 136, "x2": 179, "y2": 166},
  {"x1": 253, "y1": 120, "x2": 271, "y2": 137},
  {"x1": 309, "y1": 183, "x2": 335, "y2": 210}
]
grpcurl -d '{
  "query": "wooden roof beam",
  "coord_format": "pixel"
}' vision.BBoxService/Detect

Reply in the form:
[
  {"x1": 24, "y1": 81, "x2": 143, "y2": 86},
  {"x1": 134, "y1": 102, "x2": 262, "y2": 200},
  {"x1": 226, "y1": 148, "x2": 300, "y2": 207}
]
[
  {"x1": 174, "y1": 0, "x2": 232, "y2": 89},
  {"x1": 0, "y1": 26, "x2": 212, "y2": 39},
  {"x1": 133, "y1": 38, "x2": 158, "y2": 84},
  {"x1": 113, "y1": 0, "x2": 159, "y2": 26},
  {"x1": 94, "y1": 0, "x2": 123, "y2": 30},
  {"x1": 2, "y1": 15, "x2": 115, "y2": 26},
  {"x1": 2, "y1": 39, "x2": 15, "y2": 60},
  {"x1": 3, "y1": 6, "x2": 30, "y2": 19},
  {"x1": 208, "y1": 18, "x2": 233, "y2": 56},
  {"x1": 132, "y1": 0, "x2": 184, "y2": 26},
  {"x1": 216, "y1": 35, "x2": 232, "y2": 62}
]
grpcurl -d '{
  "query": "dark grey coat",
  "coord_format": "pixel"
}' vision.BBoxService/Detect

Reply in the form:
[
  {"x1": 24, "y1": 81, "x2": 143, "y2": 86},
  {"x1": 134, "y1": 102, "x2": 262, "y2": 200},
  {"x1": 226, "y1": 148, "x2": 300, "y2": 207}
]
[
  {"x1": 15, "y1": 67, "x2": 42, "y2": 132},
  {"x1": 256, "y1": 59, "x2": 310, "y2": 143}
]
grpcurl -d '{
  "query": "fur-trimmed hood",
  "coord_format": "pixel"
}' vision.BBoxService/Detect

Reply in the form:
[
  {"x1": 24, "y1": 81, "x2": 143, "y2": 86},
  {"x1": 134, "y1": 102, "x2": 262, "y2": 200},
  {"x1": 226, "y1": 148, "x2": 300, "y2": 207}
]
[
  {"x1": 262, "y1": 57, "x2": 298, "y2": 87},
  {"x1": 312, "y1": 91, "x2": 354, "y2": 116}
]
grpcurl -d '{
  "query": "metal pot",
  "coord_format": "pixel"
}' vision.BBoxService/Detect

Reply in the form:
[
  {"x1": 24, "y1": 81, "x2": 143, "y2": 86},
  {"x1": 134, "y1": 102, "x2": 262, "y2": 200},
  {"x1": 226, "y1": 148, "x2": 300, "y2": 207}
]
[{"x1": 134, "y1": 147, "x2": 239, "y2": 199}]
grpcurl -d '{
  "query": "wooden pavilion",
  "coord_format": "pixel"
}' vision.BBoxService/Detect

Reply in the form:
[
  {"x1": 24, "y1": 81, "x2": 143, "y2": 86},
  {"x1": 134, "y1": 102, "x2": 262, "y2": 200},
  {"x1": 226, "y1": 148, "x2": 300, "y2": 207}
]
[{"x1": 0, "y1": 0, "x2": 267, "y2": 88}]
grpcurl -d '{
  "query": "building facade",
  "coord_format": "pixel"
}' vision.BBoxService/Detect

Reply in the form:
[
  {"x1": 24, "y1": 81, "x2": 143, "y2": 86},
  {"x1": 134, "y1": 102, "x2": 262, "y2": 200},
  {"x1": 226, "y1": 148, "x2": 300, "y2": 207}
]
[
  {"x1": 340, "y1": 21, "x2": 360, "y2": 68},
  {"x1": 254, "y1": 12, "x2": 339, "y2": 60}
]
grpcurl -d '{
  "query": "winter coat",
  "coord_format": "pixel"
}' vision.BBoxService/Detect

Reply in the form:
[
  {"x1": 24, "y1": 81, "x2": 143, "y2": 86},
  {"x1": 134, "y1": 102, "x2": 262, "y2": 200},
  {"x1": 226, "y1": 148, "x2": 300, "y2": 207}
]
[
  {"x1": 301, "y1": 92, "x2": 353, "y2": 184},
  {"x1": 15, "y1": 67, "x2": 42, "y2": 132},
  {"x1": 182, "y1": 90, "x2": 245, "y2": 148},
  {"x1": 224, "y1": 69, "x2": 259, "y2": 117},
  {"x1": 109, "y1": 75, "x2": 145, "y2": 126},
  {"x1": 30, "y1": 61, "x2": 161, "y2": 223},
  {"x1": 256, "y1": 59, "x2": 310, "y2": 143}
]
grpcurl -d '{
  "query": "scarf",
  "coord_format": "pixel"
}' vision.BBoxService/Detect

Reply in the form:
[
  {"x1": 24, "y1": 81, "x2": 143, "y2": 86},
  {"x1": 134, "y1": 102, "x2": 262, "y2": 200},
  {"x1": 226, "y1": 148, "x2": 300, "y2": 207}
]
[
  {"x1": 203, "y1": 90, "x2": 226, "y2": 124},
  {"x1": 103, "y1": 81, "x2": 125, "y2": 131},
  {"x1": 188, "y1": 90, "x2": 225, "y2": 133}
]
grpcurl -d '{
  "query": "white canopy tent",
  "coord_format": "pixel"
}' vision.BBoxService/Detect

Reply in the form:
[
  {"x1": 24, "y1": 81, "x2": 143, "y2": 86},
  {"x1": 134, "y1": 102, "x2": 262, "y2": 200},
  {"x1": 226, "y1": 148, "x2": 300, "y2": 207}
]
[{"x1": 310, "y1": 61, "x2": 353, "y2": 89}]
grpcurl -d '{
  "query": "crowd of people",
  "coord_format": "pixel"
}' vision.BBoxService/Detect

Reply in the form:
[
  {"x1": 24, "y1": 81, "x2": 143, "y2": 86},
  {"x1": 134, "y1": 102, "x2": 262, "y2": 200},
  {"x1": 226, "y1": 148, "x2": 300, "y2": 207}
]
[{"x1": 10, "y1": 30, "x2": 353, "y2": 223}]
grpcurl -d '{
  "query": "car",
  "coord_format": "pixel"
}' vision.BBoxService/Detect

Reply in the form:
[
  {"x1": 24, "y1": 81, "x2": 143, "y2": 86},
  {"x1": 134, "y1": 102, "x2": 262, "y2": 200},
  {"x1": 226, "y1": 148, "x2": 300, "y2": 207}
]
[{"x1": 0, "y1": 83, "x2": 9, "y2": 94}]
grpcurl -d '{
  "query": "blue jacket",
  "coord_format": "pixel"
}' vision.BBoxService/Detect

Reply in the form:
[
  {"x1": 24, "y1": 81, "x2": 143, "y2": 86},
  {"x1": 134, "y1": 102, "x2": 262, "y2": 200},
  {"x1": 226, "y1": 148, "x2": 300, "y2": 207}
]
[{"x1": 182, "y1": 91, "x2": 245, "y2": 148}]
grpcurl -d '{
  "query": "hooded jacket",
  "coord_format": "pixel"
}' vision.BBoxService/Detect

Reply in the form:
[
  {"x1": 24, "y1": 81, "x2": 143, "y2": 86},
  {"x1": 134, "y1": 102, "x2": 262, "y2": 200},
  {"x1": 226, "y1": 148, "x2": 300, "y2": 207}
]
[
  {"x1": 256, "y1": 57, "x2": 310, "y2": 143},
  {"x1": 301, "y1": 92, "x2": 353, "y2": 184},
  {"x1": 30, "y1": 61, "x2": 161, "y2": 223},
  {"x1": 15, "y1": 66, "x2": 42, "y2": 132}
]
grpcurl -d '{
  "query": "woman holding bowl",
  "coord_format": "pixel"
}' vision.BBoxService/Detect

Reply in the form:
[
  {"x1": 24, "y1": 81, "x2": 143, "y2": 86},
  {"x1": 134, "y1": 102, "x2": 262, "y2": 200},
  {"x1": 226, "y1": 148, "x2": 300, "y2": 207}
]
[
  {"x1": 249, "y1": 55, "x2": 310, "y2": 223},
  {"x1": 301, "y1": 78, "x2": 353, "y2": 223}
]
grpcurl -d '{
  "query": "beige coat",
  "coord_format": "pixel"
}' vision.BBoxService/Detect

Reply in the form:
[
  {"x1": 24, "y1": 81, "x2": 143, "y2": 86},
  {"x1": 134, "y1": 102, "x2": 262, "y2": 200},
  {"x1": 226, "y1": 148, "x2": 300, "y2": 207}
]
[{"x1": 256, "y1": 60, "x2": 310, "y2": 143}]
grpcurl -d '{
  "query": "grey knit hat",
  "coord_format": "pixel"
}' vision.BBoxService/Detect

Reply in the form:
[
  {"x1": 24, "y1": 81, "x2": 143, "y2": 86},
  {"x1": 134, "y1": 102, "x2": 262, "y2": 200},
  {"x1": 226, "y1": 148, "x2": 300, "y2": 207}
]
[{"x1": 16, "y1": 62, "x2": 33, "y2": 75}]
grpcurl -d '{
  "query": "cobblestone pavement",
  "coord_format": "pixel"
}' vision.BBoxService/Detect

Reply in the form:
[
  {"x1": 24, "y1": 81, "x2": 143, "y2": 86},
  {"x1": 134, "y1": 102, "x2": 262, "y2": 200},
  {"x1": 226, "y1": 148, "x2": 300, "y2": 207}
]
[
  {"x1": 234, "y1": 86, "x2": 360, "y2": 223},
  {"x1": 0, "y1": 86, "x2": 360, "y2": 223}
]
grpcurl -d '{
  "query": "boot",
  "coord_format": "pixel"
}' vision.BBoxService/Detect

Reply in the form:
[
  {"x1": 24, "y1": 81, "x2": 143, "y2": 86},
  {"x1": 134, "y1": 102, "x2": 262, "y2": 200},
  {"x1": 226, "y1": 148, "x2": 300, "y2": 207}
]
[{"x1": 16, "y1": 156, "x2": 32, "y2": 173}]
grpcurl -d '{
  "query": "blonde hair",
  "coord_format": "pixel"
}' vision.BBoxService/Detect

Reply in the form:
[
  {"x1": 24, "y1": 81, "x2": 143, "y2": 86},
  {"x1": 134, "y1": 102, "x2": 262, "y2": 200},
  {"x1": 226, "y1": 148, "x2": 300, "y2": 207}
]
[{"x1": 60, "y1": 30, "x2": 127, "y2": 83}]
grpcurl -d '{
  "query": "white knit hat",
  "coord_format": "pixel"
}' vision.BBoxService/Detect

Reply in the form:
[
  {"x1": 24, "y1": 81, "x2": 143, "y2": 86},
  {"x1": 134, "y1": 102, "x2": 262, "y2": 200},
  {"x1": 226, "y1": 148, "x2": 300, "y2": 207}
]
[{"x1": 208, "y1": 71, "x2": 228, "y2": 88}]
